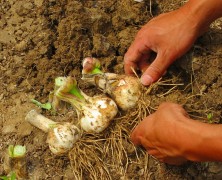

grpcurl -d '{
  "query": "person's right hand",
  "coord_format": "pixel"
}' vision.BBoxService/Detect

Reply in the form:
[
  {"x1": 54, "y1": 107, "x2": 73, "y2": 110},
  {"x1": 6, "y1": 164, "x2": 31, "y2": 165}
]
[{"x1": 124, "y1": 7, "x2": 202, "y2": 86}]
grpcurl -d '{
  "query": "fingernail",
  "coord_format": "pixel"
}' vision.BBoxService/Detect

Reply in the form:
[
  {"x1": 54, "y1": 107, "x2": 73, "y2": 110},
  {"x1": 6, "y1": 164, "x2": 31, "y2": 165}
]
[{"x1": 140, "y1": 75, "x2": 153, "y2": 86}]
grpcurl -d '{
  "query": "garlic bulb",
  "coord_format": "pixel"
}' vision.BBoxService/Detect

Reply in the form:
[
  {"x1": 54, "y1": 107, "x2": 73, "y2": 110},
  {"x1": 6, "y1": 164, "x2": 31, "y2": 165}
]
[
  {"x1": 97, "y1": 73, "x2": 141, "y2": 111},
  {"x1": 25, "y1": 109, "x2": 81, "y2": 155},
  {"x1": 54, "y1": 76, "x2": 118, "y2": 133},
  {"x1": 80, "y1": 96, "x2": 118, "y2": 133},
  {"x1": 82, "y1": 57, "x2": 142, "y2": 111},
  {"x1": 47, "y1": 123, "x2": 80, "y2": 155},
  {"x1": 134, "y1": 0, "x2": 143, "y2": 2}
]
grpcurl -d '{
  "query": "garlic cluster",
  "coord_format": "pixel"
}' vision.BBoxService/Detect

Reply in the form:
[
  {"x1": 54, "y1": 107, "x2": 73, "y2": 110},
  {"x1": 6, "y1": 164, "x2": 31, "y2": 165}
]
[{"x1": 26, "y1": 57, "x2": 142, "y2": 156}]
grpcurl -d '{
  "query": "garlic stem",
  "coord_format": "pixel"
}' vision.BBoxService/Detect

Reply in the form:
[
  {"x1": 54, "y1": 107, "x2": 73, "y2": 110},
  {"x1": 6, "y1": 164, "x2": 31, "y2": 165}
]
[
  {"x1": 55, "y1": 76, "x2": 88, "y2": 110},
  {"x1": 55, "y1": 76, "x2": 84, "y2": 100},
  {"x1": 56, "y1": 90, "x2": 84, "y2": 111},
  {"x1": 25, "y1": 110, "x2": 57, "y2": 133}
]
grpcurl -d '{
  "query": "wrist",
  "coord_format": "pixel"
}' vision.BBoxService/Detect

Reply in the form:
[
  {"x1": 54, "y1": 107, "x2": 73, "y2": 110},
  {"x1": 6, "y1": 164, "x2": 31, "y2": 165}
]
[
  {"x1": 182, "y1": 119, "x2": 222, "y2": 162},
  {"x1": 181, "y1": 0, "x2": 222, "y2": 35},
  {"x1": 180, "y1": 119, "x2": 206, "y2": 162}
]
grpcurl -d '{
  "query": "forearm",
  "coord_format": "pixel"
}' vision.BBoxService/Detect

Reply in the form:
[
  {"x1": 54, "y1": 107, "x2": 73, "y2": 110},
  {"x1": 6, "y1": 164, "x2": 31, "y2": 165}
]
[
  {"x1": 183, "y1": 120, "x2": 222, "y2": 162},
  {"x1": 182, "y1": 0, "x2": 222, "y2": 34}
]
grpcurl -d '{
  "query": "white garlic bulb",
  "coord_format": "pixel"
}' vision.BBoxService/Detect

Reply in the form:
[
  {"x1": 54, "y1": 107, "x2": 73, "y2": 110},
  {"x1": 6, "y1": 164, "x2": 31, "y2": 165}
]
[
  {"x1": 47, "y1": 123, "x2": 80, "y2": 155},
  {"x1": 80, "y1": 96, "x2": 118, "y2": 133},
  {"x1": 25, "y1": 110, "x2": 81, "y2": 155}
]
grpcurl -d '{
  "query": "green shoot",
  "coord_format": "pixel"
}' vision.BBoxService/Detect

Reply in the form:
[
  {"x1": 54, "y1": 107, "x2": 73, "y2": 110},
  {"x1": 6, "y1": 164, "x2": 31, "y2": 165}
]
[
  {"x1": 82, "y1": 57, "x2": 103, "y2": 75},
  {"x1": 0, "y1": 172, "x2": 16, "y2": 180},
  {"x1": 69, "y1": 87, "x2": 84, "y2": 99},
  {"x1": 207, "y1": 113, "x2": 213, "y2": 123},
  {"x1": 31, "y1": 99, "x2": 52, "y2": 110},
  {"x1": 91, "y1": 66, "x2": 103, "y2": 74}
]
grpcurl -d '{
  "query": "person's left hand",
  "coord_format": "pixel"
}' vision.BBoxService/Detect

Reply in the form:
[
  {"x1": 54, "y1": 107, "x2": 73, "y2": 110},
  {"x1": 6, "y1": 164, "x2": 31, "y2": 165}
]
[{"x1": 131, "y1": 102, "x2": 193, "y2": 165}]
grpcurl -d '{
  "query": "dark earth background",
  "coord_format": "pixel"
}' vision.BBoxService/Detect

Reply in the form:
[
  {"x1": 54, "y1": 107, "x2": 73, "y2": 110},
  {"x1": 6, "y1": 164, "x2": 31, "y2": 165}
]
[{"x1": 0, "y1": 0, "x2": 222, "y2": 179}]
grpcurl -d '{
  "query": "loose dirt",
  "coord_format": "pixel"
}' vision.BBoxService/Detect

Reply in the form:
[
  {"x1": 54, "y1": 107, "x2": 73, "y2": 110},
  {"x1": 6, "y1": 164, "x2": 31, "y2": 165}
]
[{"x1": 0, "y1": 0, "x2": 222, "y2": 179}]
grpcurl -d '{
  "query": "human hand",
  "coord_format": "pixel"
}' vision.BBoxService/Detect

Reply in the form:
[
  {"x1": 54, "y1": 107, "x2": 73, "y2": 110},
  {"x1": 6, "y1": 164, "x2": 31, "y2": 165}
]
[
  {"x1": 124, "y1": 8, "x2": 201, "y2": 86},
  {"x1": 131, "y1": 102, "x2": 193, "y2": 165}
]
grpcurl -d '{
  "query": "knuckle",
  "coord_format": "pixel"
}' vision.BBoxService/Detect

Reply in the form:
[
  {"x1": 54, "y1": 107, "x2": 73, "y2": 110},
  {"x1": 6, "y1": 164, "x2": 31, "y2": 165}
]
[
  {"x1": 159, "y1": 102, "x2": 176, "y2": 110},
  {"x1": 148, "y1": 65, "x2": 163, "y2": 78}
]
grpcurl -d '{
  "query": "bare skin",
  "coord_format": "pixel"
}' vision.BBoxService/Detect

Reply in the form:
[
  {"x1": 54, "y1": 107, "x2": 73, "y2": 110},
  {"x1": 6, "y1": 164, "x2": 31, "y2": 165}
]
[
  {"x1": 131, "y1": 103, "x2": 222, "y2": 165},
  {"x1": 125, "y1": 0, "x2": 222, "y2": 165},
  {"x1": 124, "y1": 0, "x2": 222, "y2": 85}
]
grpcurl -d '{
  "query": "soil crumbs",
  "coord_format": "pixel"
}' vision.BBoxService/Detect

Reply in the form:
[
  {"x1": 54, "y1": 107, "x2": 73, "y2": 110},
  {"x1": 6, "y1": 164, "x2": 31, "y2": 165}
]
[{"x1": 0, "y1": 0, "x2": 222, "y2": 179}]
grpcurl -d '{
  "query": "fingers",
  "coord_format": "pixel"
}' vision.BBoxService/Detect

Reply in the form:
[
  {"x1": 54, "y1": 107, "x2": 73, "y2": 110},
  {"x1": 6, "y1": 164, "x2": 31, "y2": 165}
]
[
  {"x1": 140, "y1": 52, "x2": 172, "y2": 86},
  {"x1": 130, "y1": 115, "x2": 152, "y2": 146},
  {"x1": 163, "y1": 157, "x2": 188, "y2": 165},
  {"x1": 158, "y1": 102, "x2": 190, "y2": 118},
  {"x1": 124, "y1": 39, "x2": 151, "y2": 75},
  {"x1": 130, "y1": 125, "x2": 141, "y2": 146},
  {"x1": 138, "y1": 56, "x2": 150, "y2": 73}
]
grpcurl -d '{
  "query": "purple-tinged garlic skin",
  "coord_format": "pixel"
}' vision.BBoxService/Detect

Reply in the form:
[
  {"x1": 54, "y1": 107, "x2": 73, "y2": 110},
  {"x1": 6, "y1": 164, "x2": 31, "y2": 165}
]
[
  {"x1": 82, "y1": 57, "x2": 101, "y2": 74},
  {"x1": 80, "y1": 96, "x2": 118, "y2": 133},
  {"x1": 47, "y1": 123, "x2": 81, "y2": 156}
]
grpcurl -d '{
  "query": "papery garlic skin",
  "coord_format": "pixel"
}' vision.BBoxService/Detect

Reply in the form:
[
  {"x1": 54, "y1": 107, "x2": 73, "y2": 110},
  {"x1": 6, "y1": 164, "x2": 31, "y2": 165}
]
[
  {"x1": 91, "y1": 73, "x2": 141, "y2": 111},
  {"x1": 47, "y1": 123, "x2": 81, "y2": 156},
  {"x1": 107, "y1": 75, "x2": 141, "y2": 111},
  {"x1": 80, "y1": 96, "x2": 118, "y2": 133}
]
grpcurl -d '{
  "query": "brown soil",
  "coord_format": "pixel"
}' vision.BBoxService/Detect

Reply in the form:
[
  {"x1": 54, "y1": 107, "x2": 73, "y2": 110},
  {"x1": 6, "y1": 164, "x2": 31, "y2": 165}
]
[{"x1": 0, "y1": 0, "x2": 222, "y2": 179}]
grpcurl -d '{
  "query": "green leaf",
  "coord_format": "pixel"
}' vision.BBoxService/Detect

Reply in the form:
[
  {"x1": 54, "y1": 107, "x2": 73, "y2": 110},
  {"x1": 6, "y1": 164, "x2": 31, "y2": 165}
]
[
  {"x1": 31, "y1": 99, "x2": 52, "y2": 110},
  {"x1": 9, "y1": 172, "x2": 16, "y2": 180},
  {"x1": 0, "y1": 172, "x2": 16, "y2": 180},
  {"x1": 207, "y1": 113, "x2": 214, "y2": 123},
  {"x1": 8, "y1": 145, "x2": 14, "y2": 158},
  {"x1": 8, "y1": 145, "x2": 26, "y2": 158},
  {"x1": 207, "y1": 113, "x2": 213, "y2": 120},
  {"x1": 0, "y1": 176, "x2": 9, "y2": 180}
]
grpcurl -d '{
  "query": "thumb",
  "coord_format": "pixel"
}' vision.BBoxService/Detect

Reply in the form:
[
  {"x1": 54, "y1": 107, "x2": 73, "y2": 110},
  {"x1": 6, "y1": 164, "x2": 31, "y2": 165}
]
[{"x1": 140, "y1": 54, "x2": 172, "y2": 86}]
